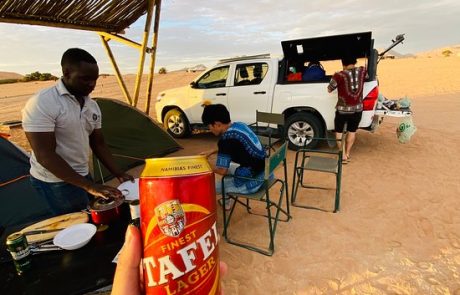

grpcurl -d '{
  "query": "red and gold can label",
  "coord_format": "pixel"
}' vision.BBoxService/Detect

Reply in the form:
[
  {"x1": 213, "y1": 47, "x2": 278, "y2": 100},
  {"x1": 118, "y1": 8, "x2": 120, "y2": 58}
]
[{"x1": 140, "y1": 156, "x2": 220, "y2": 295}]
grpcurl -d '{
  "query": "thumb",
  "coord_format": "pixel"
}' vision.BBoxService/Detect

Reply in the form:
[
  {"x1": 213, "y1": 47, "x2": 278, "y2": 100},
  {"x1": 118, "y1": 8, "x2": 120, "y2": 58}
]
[{"x1": 112, "y1": 225, "x2": 142, "y2": 295}]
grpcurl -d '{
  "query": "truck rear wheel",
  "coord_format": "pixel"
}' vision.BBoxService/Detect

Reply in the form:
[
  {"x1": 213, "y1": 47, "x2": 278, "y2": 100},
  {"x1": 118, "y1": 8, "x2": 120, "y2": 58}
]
[
  {"x1": 285, "y1": 112, "x2": 323, "y2": 150},
  {"x1": 163, "y1": 108, "x2": 191, "y2": 138}
]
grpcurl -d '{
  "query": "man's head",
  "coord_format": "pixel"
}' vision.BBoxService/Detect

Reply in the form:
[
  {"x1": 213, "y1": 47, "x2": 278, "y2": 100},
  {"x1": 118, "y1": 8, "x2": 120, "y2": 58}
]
[
  {"x1": 341, "y1": 55, "x2": 357, "y2": 67},
  {"x1": 61, "y1": 48, "x2": 99, "y2": 97},
  {"x1": 201, "y1": 104, "x2": 231, "y2": 136}
]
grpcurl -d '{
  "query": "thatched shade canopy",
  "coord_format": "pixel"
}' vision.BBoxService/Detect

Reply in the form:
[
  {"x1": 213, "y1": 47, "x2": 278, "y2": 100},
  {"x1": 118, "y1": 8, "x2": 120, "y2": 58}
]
[{"x1": 0, "y1": 0, "x2": 148, "y2": 33}]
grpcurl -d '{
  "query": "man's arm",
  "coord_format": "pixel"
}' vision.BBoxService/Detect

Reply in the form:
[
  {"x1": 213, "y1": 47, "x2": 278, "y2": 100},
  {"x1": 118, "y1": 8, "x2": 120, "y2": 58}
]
[
  {"x1": 89, "y1": 129, "x2": 133, "y2": 183},
  {"x1": 327, "y1": 74, "x2": 338, "y2": 93},
  {"x1": 26, "y1": 131, "x2": 122, "y2": 199},
  {"x1": 327, "y1": 79, "x2": 337, "y2": 93}
]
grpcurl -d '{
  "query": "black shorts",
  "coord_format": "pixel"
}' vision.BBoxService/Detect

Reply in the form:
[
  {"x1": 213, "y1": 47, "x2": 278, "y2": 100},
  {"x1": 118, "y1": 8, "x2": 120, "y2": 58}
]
[{"x1": 334, "y1": 111, "x2": 363, "y2": 132}]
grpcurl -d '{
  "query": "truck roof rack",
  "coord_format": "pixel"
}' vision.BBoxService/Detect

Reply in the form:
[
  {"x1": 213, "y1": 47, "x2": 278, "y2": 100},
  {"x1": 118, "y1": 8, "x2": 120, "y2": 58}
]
[{"x1": 218, "y1": 53, "x2": 271, "y2": 64}]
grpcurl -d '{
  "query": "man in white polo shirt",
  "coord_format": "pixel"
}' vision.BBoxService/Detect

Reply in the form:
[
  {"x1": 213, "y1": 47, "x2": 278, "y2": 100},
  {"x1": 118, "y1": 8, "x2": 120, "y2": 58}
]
[{"x1": 22, "y1": 48, "x2": 133, "y2": 215}]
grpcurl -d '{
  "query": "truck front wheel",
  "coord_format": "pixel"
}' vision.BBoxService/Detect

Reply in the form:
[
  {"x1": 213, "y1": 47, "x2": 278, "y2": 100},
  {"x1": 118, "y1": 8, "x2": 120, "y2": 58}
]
[
  {"x1": 163, "y1": 109, "x2": 191, "y2": 138},
  {"x1": 285, "y1": 112, "x2": 323, "y2": 150}
]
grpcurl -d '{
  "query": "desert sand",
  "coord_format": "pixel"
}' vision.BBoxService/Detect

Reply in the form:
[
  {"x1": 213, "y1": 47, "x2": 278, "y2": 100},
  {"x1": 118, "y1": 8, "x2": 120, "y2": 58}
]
[{"x1": 1, "y1": 55, "x2": 460, "y2": 294}]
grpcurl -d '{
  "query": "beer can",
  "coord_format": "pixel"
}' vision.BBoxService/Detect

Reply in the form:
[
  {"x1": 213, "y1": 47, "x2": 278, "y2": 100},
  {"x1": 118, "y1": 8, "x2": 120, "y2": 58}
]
[
  {"x1": 139, "y1": 155, "x2": 220, "y2": 295},
  {"x1": 6, "y1": 232, "x2": 32, "y2": 275}
]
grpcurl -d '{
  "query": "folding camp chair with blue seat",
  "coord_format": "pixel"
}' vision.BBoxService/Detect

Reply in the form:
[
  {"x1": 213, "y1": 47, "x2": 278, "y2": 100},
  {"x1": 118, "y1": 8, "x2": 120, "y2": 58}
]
[
  {"x1": 221, "y1": 142, "x2": 291, "y2": 256},
  {"x1": 291, "y1": 133, "x2": 345, "y2": 213}
]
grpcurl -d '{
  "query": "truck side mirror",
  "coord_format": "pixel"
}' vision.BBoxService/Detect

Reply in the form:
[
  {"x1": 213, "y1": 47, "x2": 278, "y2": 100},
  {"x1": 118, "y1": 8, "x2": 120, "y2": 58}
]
[{"x1": 190, "y1": 81, "x2": 197, "y2": 88}]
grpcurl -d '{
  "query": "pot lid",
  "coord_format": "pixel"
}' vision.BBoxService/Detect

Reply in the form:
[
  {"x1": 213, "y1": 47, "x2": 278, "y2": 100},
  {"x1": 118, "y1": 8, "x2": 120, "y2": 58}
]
[{"x1": 89, "y1": 196, "x2": 124, "y2": 211}]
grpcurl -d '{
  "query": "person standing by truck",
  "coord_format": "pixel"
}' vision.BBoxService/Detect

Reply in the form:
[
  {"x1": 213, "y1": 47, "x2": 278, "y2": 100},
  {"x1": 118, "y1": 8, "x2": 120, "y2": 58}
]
[{"x1": 327, "y1": 56, "x2": 367, "y2": 162}]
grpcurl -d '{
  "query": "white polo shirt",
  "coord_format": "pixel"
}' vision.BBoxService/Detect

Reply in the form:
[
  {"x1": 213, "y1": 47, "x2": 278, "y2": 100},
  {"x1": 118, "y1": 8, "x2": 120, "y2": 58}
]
[{"x1": 22, "y1": 79, "x2": 102, "y2": 183}]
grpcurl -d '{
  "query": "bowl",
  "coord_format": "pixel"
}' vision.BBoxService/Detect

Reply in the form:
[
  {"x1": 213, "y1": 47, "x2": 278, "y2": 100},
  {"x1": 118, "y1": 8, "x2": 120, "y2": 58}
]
[{"x1": 53, "y1": 223, "x2": 97, "y2": 250}]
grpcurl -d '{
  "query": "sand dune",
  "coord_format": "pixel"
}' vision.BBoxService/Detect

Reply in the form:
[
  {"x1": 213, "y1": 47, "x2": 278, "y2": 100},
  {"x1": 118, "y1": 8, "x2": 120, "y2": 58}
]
[
  {"x1": 0, "y1": 71, "x2": 23, "y2": 80},
  {"x1": 1, "y1": 56, "x2": 460, "y2": 294}
]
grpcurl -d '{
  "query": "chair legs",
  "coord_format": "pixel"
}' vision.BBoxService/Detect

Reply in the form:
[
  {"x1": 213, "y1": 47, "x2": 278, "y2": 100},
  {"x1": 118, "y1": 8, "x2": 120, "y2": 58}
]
[
  {"x1": 222, "y1": 179, "x2": 290, "y2": 256},
  {"x1": 291, "y1": 165, "x2": 341, "y2": 213}
]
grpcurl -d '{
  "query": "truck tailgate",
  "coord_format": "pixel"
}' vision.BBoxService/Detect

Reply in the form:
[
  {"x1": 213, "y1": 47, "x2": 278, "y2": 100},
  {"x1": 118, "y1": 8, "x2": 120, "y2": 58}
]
[{"x1": 374, "y1": 100, "x2": 412, "y2": 118}]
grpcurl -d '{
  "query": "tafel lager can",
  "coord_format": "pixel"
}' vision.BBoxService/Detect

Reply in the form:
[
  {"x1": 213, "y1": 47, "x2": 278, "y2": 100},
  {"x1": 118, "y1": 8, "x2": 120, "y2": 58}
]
[
  {"x1": 139, "y1": 155, "x2": 220, "y2": 295},
  {"x1": 6, "y1": 232, "x2": 32, "y2": 275}
]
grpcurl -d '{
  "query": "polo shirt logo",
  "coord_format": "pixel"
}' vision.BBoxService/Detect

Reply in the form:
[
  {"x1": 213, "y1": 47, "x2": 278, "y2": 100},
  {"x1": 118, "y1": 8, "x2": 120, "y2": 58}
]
[{"x1": 93, "y1": 114, "x2": 98, "y2": 121}]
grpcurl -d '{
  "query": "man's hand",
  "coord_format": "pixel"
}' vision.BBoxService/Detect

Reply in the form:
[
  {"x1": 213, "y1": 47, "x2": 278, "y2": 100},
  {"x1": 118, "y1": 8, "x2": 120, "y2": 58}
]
[
  {"x1": 112, "y1": 226, "x2": 228, "y2": 295},
  {"x1": 86, "y1": 183, "x2": 123, "y2": 199},
  {"x1": 200, "y1": 149, "x2": 217, "y2": 158},
  {"x1": 115, "y1": 173, "x2": 134, "y2": 184},
  {"x1": 112, "y1": 225, "x2": 142, "y2": 295}
]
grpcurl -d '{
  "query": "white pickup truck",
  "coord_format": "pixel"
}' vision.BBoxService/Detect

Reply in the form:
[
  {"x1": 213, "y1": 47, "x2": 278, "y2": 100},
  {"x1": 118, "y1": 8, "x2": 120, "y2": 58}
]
[{"x1": 155, "y1": 32, "x2": 410, "y2": 149}]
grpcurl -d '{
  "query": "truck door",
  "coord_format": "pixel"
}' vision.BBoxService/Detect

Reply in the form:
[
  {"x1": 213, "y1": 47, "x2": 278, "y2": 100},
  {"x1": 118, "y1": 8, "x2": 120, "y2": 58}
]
[
  {"x1": 227, "y1": 62, "x2": 271, "y2": 124},
  {"x1": 189, "y1": 65, "x2": 230, "y2": 121}
]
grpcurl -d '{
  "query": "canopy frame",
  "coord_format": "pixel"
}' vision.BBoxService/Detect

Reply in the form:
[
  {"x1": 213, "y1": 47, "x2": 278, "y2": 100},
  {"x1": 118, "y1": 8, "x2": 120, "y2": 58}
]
[{"x1": 0, "y1": 0, "x2": 162, "y2": 114}]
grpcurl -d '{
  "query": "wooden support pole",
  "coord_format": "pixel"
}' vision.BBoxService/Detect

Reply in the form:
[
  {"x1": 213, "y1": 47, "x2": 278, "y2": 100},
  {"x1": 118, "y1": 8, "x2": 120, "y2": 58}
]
[
  {"x1": 132, "y1": 0, "x2": 154, "y2": 107},
  {"x1": 98, "y1": 32, "x2": 152, "y2": 52},
  {"x1": 99, "y1": 35, "x2": 133, "y2": 105},
  {"x1": 144, "y1": 0, "x2": 162, "y2": 115}
]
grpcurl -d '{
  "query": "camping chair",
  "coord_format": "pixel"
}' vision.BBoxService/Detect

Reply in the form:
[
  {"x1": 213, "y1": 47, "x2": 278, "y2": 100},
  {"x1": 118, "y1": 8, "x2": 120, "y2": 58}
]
[
  {"x1": 252, "y1": 111, "x2": 285, "y2": 155},
  {"x1": 291, "y1": 131, "x2": 346, "y2": 213},
  {"x1": 221, "y1": 142, "x2": 291, "y2": 256}
]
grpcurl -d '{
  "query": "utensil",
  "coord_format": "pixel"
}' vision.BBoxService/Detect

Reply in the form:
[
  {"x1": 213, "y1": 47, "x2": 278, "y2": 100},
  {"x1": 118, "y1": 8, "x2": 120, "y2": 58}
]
[
  {"x1": 23, "y1": 228, "x2": 65, "y2": 236},
  {"x1": 30, "y1": 243, "x2": 63, "y2": 253}
]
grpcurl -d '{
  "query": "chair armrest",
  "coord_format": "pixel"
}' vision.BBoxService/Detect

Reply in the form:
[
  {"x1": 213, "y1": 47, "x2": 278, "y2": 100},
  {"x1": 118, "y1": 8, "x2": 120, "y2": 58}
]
[
  {"x1": 222, "y1": 173, "x2": 259, "y2": 182},
  {"x1": 294, "y1": 148, "x2": 342, "y2": 169}
]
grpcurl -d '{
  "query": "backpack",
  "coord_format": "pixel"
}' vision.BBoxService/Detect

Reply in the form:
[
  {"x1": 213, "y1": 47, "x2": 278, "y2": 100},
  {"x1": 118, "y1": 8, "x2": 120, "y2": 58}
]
[{"x1": 302, "y1": 64, "x2": 325, "y2": 81}]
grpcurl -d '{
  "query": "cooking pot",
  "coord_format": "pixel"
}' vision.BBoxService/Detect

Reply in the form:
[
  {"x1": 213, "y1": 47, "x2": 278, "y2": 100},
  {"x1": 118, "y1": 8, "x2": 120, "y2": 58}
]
[{"x1": 87, "y1": 196, "x2": 125, "y2": 225}]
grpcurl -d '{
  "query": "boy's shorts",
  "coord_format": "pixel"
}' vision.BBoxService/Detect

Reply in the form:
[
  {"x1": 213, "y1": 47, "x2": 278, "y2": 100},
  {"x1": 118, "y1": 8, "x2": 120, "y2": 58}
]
[{"x1": 334, "y1": 111, "x2": 363, "y2": 132}]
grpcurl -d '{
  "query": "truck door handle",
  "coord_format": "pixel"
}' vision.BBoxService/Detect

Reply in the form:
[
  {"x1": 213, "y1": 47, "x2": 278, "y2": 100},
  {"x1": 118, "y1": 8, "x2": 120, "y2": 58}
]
[
  {"x1": 216, "y1": 93, "x2": 226, "y2": 96},
  {"x1": 254, "y1": 91, "x2": 266, "y2": 94}
]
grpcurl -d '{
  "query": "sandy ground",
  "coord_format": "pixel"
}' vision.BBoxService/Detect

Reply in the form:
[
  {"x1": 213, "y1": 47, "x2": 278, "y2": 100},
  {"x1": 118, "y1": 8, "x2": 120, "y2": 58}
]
[{"x1": 1, "y1": 56, "x2": 460, "y2": 294}]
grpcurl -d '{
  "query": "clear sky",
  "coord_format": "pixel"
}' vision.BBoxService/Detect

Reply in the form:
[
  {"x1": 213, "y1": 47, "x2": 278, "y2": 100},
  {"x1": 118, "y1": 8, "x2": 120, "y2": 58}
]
[{"x1": 0, "y1": 0, "x2": 459, "y2": 75}]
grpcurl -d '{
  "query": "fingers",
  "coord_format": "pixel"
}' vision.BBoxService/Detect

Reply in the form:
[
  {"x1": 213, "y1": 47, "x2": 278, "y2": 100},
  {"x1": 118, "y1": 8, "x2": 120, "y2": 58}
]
[
  {"x1": 90, "y1": 185, "x2": 123, "y2": 199},
  {"x1": 117, "y1": 174, "x2": 135, "y2": 183},
  {"x1": 112, "y1": 225, "x2": 142, "y2": 295},
  {"x1": 104, "y1": 186, "x2": 123, "y2": 198},
  {"x1": 219, "y1": 261, "x2": 228, "y2": 276},
  {"x1": 218, "y1": 261, "x2": 227, "y2": 295}
]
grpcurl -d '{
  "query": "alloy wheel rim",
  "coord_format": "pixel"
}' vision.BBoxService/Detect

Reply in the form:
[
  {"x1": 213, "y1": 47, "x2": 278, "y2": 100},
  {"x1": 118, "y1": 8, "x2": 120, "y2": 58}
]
[
  {"x1": 167, "y1": 114, "x2": 185, "y2": 135},
  {"x1": 288, "y1": 121, "x2": 314, "y2": 147}
]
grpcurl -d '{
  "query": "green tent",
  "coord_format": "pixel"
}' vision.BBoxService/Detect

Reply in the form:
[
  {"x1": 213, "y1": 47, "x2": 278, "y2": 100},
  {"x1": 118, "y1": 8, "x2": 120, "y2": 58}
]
[{"x1": 92, "y1": 98, "x2": 181, "y2": 183}]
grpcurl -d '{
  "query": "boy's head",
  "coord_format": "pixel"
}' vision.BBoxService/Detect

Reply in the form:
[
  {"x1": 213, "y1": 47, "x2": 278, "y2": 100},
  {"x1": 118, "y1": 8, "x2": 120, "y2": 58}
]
[
  {"x1": 341, "y1": 55, "x2": 357, "y2": 67},
  {"x1": 202, "y1": 104, "x2": 231, "y2": 136}
]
